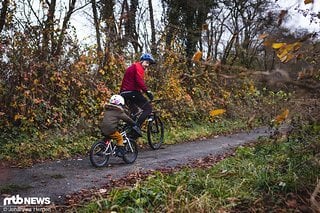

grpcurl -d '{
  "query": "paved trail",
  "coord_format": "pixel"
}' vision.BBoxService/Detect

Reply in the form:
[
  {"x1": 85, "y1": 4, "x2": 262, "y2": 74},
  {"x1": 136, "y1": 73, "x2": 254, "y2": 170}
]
[{"x1": 0, "y1": 127, "x2": 270, "y2": 207}]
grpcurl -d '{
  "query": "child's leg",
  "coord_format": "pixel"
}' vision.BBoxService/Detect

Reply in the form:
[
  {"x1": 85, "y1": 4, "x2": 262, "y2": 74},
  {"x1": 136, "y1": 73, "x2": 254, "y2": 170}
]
[{"x1": 109, "y1": 131, "x2": 124, "y2": 146}]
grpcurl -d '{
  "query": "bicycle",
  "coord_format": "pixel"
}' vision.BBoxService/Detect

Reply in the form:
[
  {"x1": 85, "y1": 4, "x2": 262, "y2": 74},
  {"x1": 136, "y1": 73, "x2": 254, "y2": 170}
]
[
  {"x1": 127, "y1": 99, "x2": 164, "y2": 150},
  {"x1": 89, "y1": 125, "x2": 138, "y2": 167}
]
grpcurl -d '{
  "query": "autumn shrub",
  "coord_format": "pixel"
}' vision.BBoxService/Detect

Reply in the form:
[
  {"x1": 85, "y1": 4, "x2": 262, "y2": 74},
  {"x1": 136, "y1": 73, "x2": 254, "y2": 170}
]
[
  {"x1": 0, "y1": 43, "x2": 291, "y2": 164},
  {"x1": 0, "y1": 41, "x2": 113, "y2": 136},
  {"x1": 0, "y1": 33, "x2": 115, "y2": 163},
  {"x1": 150, "y1": 51, "x2": 291, "y2": 128}
]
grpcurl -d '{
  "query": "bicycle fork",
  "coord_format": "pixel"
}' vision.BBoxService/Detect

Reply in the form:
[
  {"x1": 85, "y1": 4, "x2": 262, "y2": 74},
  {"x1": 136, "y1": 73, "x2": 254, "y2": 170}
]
[
  {"x1": 148, "y1": 114, "x2": 160, "y2": 133},
  {"x1": 122, "y1": 132, "x2": 134, "y2": 152}
]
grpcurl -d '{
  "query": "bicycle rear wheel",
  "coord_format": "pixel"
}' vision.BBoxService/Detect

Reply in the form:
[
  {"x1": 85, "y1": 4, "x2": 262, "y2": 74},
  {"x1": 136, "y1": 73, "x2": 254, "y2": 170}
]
[
  {"x1": 122, "y1": 139, "x2": 138, "y2": 164},
  {"x1": 89, "y1": 141, "x2": 111, "y2": 167},
  {"x1": 147, "y1": 115, "x2": 164, "y2": 150}
]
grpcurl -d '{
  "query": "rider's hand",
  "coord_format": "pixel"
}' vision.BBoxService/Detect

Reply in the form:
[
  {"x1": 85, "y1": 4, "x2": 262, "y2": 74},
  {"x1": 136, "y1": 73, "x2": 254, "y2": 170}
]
[{"x1": 146, "y1": 90, "x2": 154, "y2": 101}]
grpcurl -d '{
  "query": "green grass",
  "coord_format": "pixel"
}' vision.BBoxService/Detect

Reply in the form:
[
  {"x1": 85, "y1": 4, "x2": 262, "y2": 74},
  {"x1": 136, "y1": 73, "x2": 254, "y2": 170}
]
[
  {"x1": 73, "y1": 123, "x2": 320, "y2": 212},
  {"x1": 0, "y1": 130, "x2": 98, "y2": 167},
  {"x1": 161, "y1": 119, "x2": 249, "y2": 145}
]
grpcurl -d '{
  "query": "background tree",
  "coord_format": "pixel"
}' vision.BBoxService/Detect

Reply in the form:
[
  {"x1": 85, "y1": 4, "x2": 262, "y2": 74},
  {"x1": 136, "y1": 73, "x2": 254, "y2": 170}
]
[
  {"x1": 0, "y1": 0, "x2": 9, "y2": 33},
  {"x1": 162, "y1": 0, "x2": 213, "y2": 60},
  {"x1": 148, "y1": 0, "x2": 156, "y2": 55}
]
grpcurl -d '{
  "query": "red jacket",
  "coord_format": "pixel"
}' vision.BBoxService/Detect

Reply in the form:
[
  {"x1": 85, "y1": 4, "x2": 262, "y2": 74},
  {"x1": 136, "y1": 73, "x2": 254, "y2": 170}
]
[{"x1": 120, "y1": 62, "x2": 148, "y2": 92}]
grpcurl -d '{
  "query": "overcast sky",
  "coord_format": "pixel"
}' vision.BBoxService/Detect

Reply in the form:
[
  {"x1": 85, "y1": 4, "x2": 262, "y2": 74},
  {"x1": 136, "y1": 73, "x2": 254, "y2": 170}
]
[
  {"x1": 276, "y1": 0, "x2": 320, "y2": 33},
  {"x1": 71, "y1": 0, "x2": 320, "y2": 44}
]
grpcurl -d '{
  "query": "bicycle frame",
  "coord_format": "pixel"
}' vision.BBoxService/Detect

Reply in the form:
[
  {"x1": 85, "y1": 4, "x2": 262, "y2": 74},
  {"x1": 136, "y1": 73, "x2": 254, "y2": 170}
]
[
  {"x1": 102, "y1": 129, "x2": 134, "y2": 155},
  {"x1": 120, "y1": 97, "x2": 164, "y2": 150},
  {"x1": 121, "y1": 130, "x2": 135, "y2": 152},
  {"x1": 90, "y1": 124, "x2": 139, "y2": 167},
  {"x1": 126, "y1": 100, "x2": 159, "y2": 123}
]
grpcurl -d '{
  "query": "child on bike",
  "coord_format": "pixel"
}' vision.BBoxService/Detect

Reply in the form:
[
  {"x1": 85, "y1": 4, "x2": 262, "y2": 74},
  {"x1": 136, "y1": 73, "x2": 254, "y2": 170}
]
[{"x1": 100, "y1": 95, "x2": 141, "y2": 157}]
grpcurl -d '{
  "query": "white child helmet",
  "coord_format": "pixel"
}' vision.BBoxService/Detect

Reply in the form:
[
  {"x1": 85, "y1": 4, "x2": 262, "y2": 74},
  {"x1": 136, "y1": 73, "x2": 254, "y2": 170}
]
[{"x1": 109, "y1": 95, "x2": 125, "y2": 106}]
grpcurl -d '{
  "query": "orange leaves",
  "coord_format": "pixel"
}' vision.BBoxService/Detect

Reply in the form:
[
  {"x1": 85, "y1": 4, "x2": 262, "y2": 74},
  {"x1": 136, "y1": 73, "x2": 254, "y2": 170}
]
[
  {"x1": 192, "y1": 51, "x2": 202, "y2": 62},
  {"x1": 210, "y1": 109, "x2": 226, "y2": 123},
  {"x1": 272, "y1": 109, "x2": 289, "y2": 125},
  {"x1": 14, "y1": 114, "x2": 23, "y2": 121},
  {"x1": 210, "y1": 109, "x2": 226, "y2": 118}
]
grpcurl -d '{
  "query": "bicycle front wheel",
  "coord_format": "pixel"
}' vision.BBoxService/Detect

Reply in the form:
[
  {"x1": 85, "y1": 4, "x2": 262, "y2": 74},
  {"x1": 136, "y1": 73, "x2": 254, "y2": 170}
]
[
  {"x1": 89, "y1": 141, "x2": 111, "y2": 167},
  {"x1": 122, "y1": 139, "x2": 138, "y2": 164},
  {"x1": 147, "y1": 115, "x2": 164, "y2": 150}
]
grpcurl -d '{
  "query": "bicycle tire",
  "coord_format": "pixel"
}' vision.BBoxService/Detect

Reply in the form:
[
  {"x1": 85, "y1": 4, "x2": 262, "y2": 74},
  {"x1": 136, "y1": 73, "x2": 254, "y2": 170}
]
[
  {"x1": 147, "y1": 115, "x2": 164, "y2": 150},
  {"x1": 122, "y1": 139, "x2": 138, "y2": 164},
  {"x1": 89, "y1": 141, "x2": 111, "y2": 167}
]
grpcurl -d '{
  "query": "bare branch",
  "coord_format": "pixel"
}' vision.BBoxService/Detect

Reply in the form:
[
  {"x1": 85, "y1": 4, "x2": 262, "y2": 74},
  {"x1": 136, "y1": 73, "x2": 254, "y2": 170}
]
[{"x1": 26, "y1": 0, "x2": 42, "y2": 27}]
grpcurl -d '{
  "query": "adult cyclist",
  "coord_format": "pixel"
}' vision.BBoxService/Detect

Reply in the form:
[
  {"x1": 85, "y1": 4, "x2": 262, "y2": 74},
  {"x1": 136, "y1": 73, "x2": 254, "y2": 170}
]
[{"x1": 120, "y1": 53, "x2": 155, "y2": 127}]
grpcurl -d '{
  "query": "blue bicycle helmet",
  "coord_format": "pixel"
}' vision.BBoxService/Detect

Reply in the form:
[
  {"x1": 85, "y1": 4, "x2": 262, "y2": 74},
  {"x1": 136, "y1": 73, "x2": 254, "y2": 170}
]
[{"x1": 140, "y1": 53, "x2": 155, "y2": 64}]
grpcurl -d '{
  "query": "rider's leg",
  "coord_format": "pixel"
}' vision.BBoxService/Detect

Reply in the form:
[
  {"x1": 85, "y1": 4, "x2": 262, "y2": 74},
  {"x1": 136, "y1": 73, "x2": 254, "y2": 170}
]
[
  {"x1": 120, "y1": 91, "x2": 152, "y2": 126},
  {"x1": 135, "y1": 95, "x2": 152, "y2": 127},
  {"x1": 109, "y1": 131, "x2": 124, "y2": 146},
  {"x1": 120, "y1": 91, "x2": 139, "y2": 115},
  {"x1": 109, "y1": 131, "x2": 125, "y2": 157}
]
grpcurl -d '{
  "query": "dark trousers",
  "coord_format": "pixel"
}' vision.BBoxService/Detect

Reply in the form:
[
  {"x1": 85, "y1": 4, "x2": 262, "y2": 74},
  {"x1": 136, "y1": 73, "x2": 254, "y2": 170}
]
[{"x1": 120, "y1": 91, "x2": 152, "y2": 127}]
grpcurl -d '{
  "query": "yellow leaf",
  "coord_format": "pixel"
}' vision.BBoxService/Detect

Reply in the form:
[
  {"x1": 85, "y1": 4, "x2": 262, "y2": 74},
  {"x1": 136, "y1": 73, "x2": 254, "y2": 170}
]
[
  {"x1": 304, "y1": 0, "x2": 313, "y2": 4},
  {"x1": 33, "y1": 79, "x2": 39, "y2": 85},
  {"x1": 277, "y1": 48, "x2": 288, "y2": 60},
  {"x1": 99, "y1": 69, "x2": 105, "y2": 75},
  {"x1": 272, "y1": 42, "x2": 286, "y2": 49},
  {"x1": 210, "y1": 109, "x2": 226, "y2": 117},
  {"x1": 279, "y1": 55, "x2": 288, "y2": 63},
  {"x1": 14, "y1": 114, "x2": 22, "y2": 120},
  {"x1": 283, "y1": 53, "x2": 295, "y2": 63},
  {"x1": 192, "y1": 51, "x2": 202, "y2": 62},
  {"x1": 249, "y1": 83, "x2": 256, "y2": 93},
  {"x1": 275, "y1": 41, "x2": 301, "y2": 63}
]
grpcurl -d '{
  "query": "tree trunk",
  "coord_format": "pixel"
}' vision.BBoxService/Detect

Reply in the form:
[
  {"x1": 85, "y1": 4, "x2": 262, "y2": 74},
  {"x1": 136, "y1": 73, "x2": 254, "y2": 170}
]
[
  {"x1": 148, "y1": 0, "x2": 156, "y2": 55},
  {"x1": 42, "y1": 0, "x2": 56, "y2": 59},
  {"x1": 91, "y1": 0, "x2": 102, "y2": 54},
  {"x1": 102, "y1": 0, "x2": 118, "y2": 47},
  {"x1": 54, "y1": 0, "x2": 77, "y2": 56},
  {"x1": 127, "y1": 0, "x2": 140, "y2": 53},
  {"x1": 0, "y1": 0, "x2": 9, "y2": 33}
]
